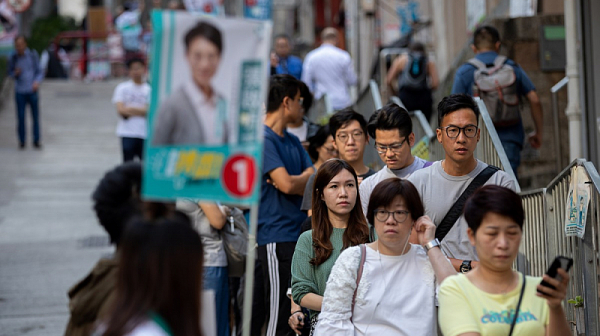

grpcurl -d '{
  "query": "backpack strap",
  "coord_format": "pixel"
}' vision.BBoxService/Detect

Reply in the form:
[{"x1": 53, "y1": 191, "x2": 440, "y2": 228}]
[
  {"x1": 423, "y1": 161, "x2": 434, "y2": 168},
  {"x1": 493, "y1": 55, "x2": 508, "y2": 68},
  {"x1": 435, "y1": 165, "x2": 500, "y2": 241},
  {"x1": 351, "y1": 244, "x2": 367, "y2": 319},
  {"x1": 467, "y1": 57, "x2": 487, "y2": 70}
]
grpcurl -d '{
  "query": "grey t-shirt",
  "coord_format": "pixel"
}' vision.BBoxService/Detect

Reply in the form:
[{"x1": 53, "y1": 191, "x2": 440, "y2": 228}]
[
  {"x1": 301, "y1": 168, "x2": 376, "y2": 212},
  {"x1": 176, "y1": 199, "x2": 227, "y2": 267},
  {"x1": 408, "y1": 160, "x2": 516, "y2": 260},
  {"x1": 360, "y1": 156, "x2": 429, "y2": 215}
]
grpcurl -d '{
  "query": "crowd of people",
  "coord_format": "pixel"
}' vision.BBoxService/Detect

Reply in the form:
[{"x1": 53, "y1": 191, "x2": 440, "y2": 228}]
[{"x1": 51, "y1": 9, "x2": 565, "y2": 335}]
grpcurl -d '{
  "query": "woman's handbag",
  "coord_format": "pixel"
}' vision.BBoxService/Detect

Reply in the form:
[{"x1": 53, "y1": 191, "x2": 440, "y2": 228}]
[{"x1": 220, "y1": 207, "x2": 249, "y2": 278}]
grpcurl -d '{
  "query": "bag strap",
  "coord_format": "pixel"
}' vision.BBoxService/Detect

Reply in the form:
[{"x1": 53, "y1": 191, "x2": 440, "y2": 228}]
[
  {"x1": 351, "y1": 244, "x2": 367, "y2": 319},
  {"x1": 435, "y1": 165, "x2": 500, "y2": 241},
  {"x1": 493, "y1": 55, "x2": 508, "y2": 68},
  {"x1": 467, "y1": 57, "x2": 487, "y2": 70},
  {"x1": 508, "y1": 273, "x2": 526, "y2": 336}
]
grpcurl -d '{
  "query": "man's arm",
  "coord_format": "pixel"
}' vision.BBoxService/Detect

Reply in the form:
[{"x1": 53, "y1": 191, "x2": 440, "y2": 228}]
[
  {"x1": 8, "y1": 54, "x2": 17, "y2": 78},
  {"x1": 526, "y1": 90, "x2": 543, "y2": 149},
  {"x1": 344, "y1": 56, "x2": 358, "y2": 87},
  {"x1": 115, "y1": 102, "x2": 148, "y2": 118},
  {"x1": 268, "y1": 166, "x2": 315, "y2": 196}
]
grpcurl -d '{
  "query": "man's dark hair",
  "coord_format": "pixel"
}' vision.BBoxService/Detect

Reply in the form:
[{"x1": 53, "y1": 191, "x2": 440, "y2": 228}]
[
  {"x1": 464, "y1": 185, "x2": 524, "y2": 233},
  {"x1": 329, "y1": 108, "x2": 368, "y2": 138},
  {"x1": 472, "y1": 25, "x2": 500, "y2": 50},
  {"x1": 267, "y1": 74, "x2": 300, "y2": 113},
  {"x1": 92, "y1": 162, "x2": 143, "y2": 246},
  {"x1": 184, "y1": 21, "x2": 222, "y2": 54},
  {"x1": 299, "y1": 81, "x2": 313, "y2": 114},
  {"x1": 409, "y1": 42, "x2": 425, "y2": 53},
  {"x1": 367, "y1": 103, "x2": 412, "y2": 139},
  {"x1": 274, "y1": 34, "x2": 290, "y2": 42},
  {"x1": 437, "y1": 94, "x2": 480, "y2": 127},
  {"x1": 126, "y1": 57, "x2": 146, "y2": 69}
]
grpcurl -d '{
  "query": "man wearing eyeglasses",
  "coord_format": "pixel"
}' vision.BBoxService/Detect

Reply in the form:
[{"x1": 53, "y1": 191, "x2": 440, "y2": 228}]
[
  {"x1": 359, "y1": 103, "x2": 432, "y2": 215},
  {"x1": 408, "y1": 94, "x2": 516, "y2": 272}
]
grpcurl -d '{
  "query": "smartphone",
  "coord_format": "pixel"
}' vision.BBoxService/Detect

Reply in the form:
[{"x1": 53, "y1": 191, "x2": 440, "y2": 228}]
[{"x1": 537, "y1": 256, "x2": 573, "y2": 293}]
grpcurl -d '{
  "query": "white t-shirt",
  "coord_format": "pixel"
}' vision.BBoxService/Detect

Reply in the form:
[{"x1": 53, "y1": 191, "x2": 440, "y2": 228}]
[
  {"x1": 287, "y1": 121, "x2": 308, "y2": 142},
  {"x1": 183, "y1": 80, "x2": 232, "y2": 145},
  {"x1": 360, "y1": 156, "x2": 429, "y2": 215},
  {"x1": 315, "y1": 244, "x2": 439, "y2": 336},
  {"x1": 112, "y1": 80, "x2": 151, "y2": 139}
]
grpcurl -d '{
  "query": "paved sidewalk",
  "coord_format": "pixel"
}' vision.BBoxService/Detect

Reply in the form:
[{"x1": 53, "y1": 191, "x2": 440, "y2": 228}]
[{"x1": 0, "y1": 79, "x2": 124, "y2": 335}]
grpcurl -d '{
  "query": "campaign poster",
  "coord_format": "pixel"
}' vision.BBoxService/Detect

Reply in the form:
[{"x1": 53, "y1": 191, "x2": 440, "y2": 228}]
[
  {"x1": 565, "y1": 166, "x2": 591, "y2": 239},
  {"x1": 143, "y1": 10, "x2": 272, "y2": 205}
]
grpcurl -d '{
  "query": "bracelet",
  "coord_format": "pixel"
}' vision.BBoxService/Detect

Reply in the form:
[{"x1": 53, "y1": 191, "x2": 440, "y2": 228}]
[{"x1": 291, "y1": 310, "x2": 303, "y2": 316}]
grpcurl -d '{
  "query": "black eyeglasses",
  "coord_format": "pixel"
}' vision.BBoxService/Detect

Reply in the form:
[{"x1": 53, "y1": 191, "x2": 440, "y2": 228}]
[
  {"x1": 375, "y1": 137, "x2": 408, "y2": 154},
  {"x1": 439, "y1": 125, "x2": 478, "y2": 139},
  {"x1": 374, "y1": 209, "x2": 410, "y2": 223}
]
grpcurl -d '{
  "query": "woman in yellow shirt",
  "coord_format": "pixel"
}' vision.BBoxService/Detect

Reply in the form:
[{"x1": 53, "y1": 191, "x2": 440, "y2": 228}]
[{"x1": 438, "y1": 185, "x2": 571, "y2": 336}]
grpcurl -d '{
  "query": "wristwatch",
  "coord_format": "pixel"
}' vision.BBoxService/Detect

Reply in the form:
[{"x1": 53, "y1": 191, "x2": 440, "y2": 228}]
[
  {"x1": 460, "y1": 260, "x2": 472, "y2": 273},
  {"x1": 423, "y1": 238, "x2": 441, "y2": 252}
]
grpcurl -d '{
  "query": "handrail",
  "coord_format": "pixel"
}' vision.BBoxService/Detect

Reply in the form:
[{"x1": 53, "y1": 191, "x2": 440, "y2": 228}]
[
  {"x1": 551, "y1": 77, "x2": 569, "y2": 172},
  {"x1": 308, "y1": 94, "x2": 333, "y2": 124},
  {"x1": 519, "y1": 159, "x2": 600, "y2": 335}
]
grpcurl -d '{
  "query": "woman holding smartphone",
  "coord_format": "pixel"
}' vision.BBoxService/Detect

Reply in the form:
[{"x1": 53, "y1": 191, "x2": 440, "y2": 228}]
[
  {"x1": 290, "y1": 159, "x2": 370, "y2": 334},
  {"x1": 438, "y1": 185, "x2": 572, "y2": 336}
]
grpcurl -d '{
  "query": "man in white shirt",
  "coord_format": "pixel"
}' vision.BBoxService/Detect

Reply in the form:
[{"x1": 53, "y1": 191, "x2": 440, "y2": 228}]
[
  {"x1": 302, "y1": 27, "x2": 357, "y2": 110},
  {"x1": 360, "y1": 103, "x2": 431, "y2": 215},
  {"x1": 112, "y1": 57, "x2": 150, "y2": 162}
]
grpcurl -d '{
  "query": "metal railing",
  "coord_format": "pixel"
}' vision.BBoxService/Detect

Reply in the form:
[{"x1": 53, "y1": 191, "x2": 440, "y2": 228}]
[
  {"x1": 552, "y1": 77, "x2": 569, "y2": 172},
  {"x1": 354, "y1": 80, "x2": 384, "y2": 171},
  {"x1": 307, "y1": 94, "x2": 333, "y2": 124},
  {"x1": 518, "y1": 159, "x2": 600, "y2": 336}
]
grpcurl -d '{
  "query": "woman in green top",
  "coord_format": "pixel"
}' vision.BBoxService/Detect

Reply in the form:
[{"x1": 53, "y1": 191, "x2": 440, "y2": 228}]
[{"x1": 291, "y1": 159, "x2": 370, "y2": 334}]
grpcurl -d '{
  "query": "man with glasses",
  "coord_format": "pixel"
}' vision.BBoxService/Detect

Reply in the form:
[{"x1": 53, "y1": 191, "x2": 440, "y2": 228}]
[
  {"x1": 408, "y1": 94, "x2": 516, "y2": 272},
  {"x1": 300, "y1": 108, "x2": 374, "y2": 215},
  {"x1": 359, "y1": 103, "x2": 431, "y2": 215}
]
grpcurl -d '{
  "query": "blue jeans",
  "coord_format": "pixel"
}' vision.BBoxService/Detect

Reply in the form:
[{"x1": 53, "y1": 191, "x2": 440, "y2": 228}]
[
  {"x1": 496, "y1": 122, "x2": 525, "y2": 177},
  {"x1": 15, "y1": 92, "x2": 40, "y2": 145},
  {"x1": 203, "y1": 266, "x2": 230, "y2": 336},
  {"x1": 121, "y1": 137, "x2": 144, "y2": 162}
]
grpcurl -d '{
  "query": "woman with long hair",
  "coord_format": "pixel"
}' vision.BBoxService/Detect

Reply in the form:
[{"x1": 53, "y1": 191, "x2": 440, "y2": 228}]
[
  {"x1": 291, "y1": 159, "x2": 370, "y2": 334},
  {"x1": 314, "y1": 178, "x2": 455, "y2": 335},
  {"x1": 99, "y1": 213, "x2": 204, "y2": 336},
  {"x1": 438, "y1": 185, "x2": 571, "y2": 336}
]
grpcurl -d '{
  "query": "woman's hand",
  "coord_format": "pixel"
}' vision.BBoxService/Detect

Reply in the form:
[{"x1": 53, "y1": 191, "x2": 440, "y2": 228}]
[
  {"x1": 415, "y1": 215, "x2": 436, "y2": 246},
  {"x1": 536, "y1": 268, "x2": 570, "y2": 309},
  {"x1": 288, "y1": 310, "x2": 305, "y2": 335}
]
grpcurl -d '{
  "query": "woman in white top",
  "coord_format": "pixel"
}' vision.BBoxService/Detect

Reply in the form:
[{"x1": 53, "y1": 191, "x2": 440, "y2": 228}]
[
  {"x1": 98, "y1": 212, "x2": 203, "y2": 336},
  {"x1": 314, "y1": 178, "x2": 455, "y2": 336}
]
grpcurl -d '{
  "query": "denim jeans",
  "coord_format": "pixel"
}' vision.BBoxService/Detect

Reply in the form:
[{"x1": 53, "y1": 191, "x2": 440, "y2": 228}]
[
  {"x1": 203, "y1": 266, "x2": 230, "y2": 336},
  {"x1": 15, "y1": 92, "x2": 40, "y2": 145},
  {"x1": 121, "y1": 137, "x2": 144, "y2": 162},
  {"x1": 496, "y1": 122, "x2": 525, "y2": 178}
]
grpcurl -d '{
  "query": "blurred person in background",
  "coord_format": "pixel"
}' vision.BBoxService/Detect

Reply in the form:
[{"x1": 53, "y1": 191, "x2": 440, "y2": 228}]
[
  {"x1": 306, "y1": 125, "x2": 338, "y2": 171},
  {"x1": 272, "y1": 34, "x2": 302, "y2": 80},
  {"x1": 287, "y1": 81, "x2": 319, "y2": 148},
  {"x1": 115, "y1": 1, "x2": 143, "y2": 62}
]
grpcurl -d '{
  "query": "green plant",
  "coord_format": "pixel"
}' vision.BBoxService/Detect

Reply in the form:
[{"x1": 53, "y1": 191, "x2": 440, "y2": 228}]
[
  {"x1": 567, "y1": 295, "x2": 584, "y2": 308},
  {"x1": 28, "y1": 15, "x2": 78, "y2": 54}
]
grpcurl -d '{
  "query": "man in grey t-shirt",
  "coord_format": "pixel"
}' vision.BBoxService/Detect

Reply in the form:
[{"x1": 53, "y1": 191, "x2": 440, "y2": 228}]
[
  {"x1": 360, "y1": 103, "x2": 431, "y2": 215},
  {"x1": 408, "y1": 94, "x2": 517, "y2": 272}
]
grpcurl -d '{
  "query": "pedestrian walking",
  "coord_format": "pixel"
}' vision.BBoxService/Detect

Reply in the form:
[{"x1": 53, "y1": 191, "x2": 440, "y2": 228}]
[
  {"x1": 438, "y1": 185, "x2": 572, "y2": 336},
  {"x1": 112, "y1": 57, "x2": 150, "y2": 162},
  {"x1": 302, "y1": 27, "x2": 357, "y2": 110},
  {"x1": 290, "y1": 159, "x2": 370, "y2": 335},
  {"x1": 8, "y1": 35, "x2": 44, "y2": 149},
  {"x1": 272, "y1": 34, "x2": 303, "y2": 80},
  {"x1": 314, "y1": 178, "x2": 455, "y2": 335}
]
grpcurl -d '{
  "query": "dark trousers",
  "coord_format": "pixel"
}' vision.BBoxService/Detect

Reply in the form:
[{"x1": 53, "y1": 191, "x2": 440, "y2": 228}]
[
  {"x1": 121, "y1": 137, "x2": 144, "y2": 162},
  {"x1": 252, "y1": 242, "x2": 296, "y2": 336},
  {"x1": 15, "y1": 92, "x2": 40, "y2": 145}
]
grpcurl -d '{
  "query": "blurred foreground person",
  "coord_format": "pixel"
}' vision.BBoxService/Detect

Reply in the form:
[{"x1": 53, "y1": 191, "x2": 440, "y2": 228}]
[
  {"x1": 99, "y1": 213, "x2": 204, "y2": 336},
  {"x1": 64, "y1": 162, "x2": 142, "y2": 336},
  {"x1": 314, "y1": 178, "x2": 455, "y2": 335},
  {"x1": 438, "y1": 185, "x2": 571, "y2": 336}
]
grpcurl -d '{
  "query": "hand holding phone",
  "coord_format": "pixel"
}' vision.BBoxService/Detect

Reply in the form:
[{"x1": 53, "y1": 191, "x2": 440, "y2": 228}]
[{"x1": 537, "y1": 256, "x2": 573, "y2": 293}]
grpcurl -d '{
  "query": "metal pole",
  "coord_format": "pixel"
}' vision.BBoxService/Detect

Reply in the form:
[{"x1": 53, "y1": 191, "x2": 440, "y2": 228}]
[
  {"x1": 241, "y1": 203, "x2": 259, "y2": 336},
  {"x1": 564, "y1": 0, "x2": 583, "y2": 160}
]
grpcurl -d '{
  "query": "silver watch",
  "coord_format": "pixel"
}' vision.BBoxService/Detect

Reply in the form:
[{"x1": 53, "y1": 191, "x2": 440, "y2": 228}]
[{"x1": 423, "y1": 238, "x2": 441, "y2": 252}]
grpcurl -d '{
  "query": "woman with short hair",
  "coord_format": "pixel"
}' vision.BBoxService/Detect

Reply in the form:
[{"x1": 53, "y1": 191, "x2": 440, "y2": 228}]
[
  {"x1": 314, "y1": 178, "x2": 455, "y2": 335},
  {"x1": 438, "y1": 185, "x2": 571, "y2": 336}
]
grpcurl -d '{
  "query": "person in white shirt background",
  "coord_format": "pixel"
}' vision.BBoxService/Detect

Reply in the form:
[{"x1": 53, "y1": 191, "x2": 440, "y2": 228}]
[
  {"x1": 112, "y1": 57, "x2": 150, "y2": 162},
  {"x1": 302, "y1": 27, "x2": 357, "y2": 111}
]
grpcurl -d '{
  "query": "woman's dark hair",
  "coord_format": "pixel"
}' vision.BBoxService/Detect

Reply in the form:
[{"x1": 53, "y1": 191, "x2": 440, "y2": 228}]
[
  {"x1": 307, "y1": 125, "x2": 331, "y2": 162},
  {"x1": 184, "y1": 21, "x2": 222, "y2": 54},
  {"x1": 102, "y1": 212, "x2": 203, "y2": 336},
  {"x1": 409, "y1": 41, "x2": 426, "y2": 53},
  {"x1": 329, "y1": 108, "x2": 368, "y2": 138},
  {"x1": 267, "y1": 74, "x2": 300, "y2": 113},
  {"x1": 366, "y1": 178, "x2": 424, "y2": 224},
  {"x1": 464, "y1": 185, "x2": 524, "y2": 233},
  {"x1": 92, "y1": 162, "x2": 142, "y2": 246},
  {"x1": 299, "y1": 80, "x2": 313, "y2": 114},
  {"x1": 367, "y1": 103, "x2": 412, "y2": 139},
  {"x1": 311, "y1": 159, "x2": 369, "y2": 266},
  {"x1": 437, "y1": 93, "x2": 480, "y2": 128}
]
